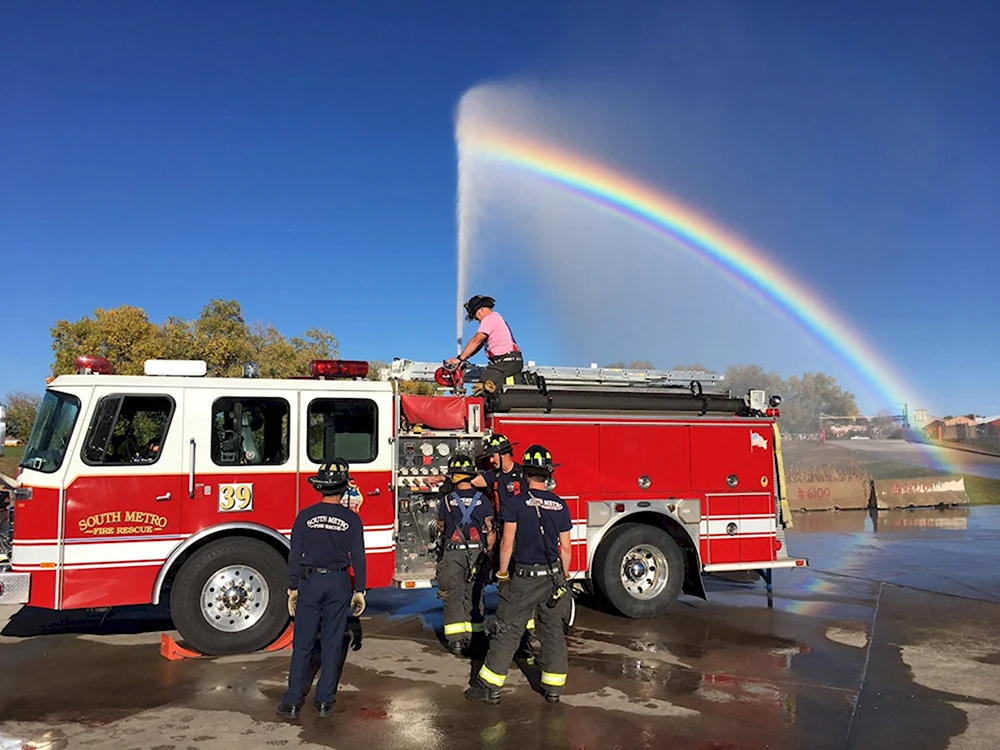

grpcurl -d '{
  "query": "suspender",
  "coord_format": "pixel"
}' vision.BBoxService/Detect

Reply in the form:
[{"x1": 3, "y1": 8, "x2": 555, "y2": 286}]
[
  {"x1": 506, "y1": 318, "x2": 520, "y2": 353},
  {"x1": 448, "y1": 491, "x2": 485, "y2": 540},
  {"x1": 527, "y1": 492, "x2": 558, "y2": 569}
]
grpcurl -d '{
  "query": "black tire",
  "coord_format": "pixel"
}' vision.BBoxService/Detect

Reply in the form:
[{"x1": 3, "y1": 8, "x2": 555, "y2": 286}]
[
  {"x1": 169, "y1": 537, "x2": 289, "y2": 655},
  {"x1": 592, "y1": 522, "x2": 685, "y2": 618}
]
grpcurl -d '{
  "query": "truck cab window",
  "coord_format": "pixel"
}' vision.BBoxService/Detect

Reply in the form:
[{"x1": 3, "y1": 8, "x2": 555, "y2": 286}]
[
  {"x1": 21, "y1": 391, "x2": 81, "y2": 473},
  {"x1": 211, "y1": 397, "x2": 290, "y2": 466},
  {"x1": 307, "y1": 398, "x2": 377, "y2": 464},
  {"x1": 82, "y1": 395, "x2": 174, "y2": 466}
]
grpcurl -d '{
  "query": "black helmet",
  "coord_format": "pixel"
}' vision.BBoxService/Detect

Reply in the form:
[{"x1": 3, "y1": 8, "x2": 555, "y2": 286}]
[
  {"x1": 521, "y1": 444, "x2": 559, "y2": 476},
  {"x1": 483, "y1": 433, "x2": 515, "y2": 458},
  {"x1": 308, "y1": 458, "x2": 351, "y2": 495},
  {"x1": 464, "y1": 295, "x2": 495, "y2": 321},
  {"x1": 447, "y1": 453, "x2": 476, "y2": 479}
]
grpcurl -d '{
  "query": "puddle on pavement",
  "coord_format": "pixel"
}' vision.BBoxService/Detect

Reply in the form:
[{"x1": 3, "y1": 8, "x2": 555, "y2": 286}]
[
  {"x1": 789, "y1": 507, "x2": 975, "y2": 535},
  {"x1": 779, "y1": 506, "x2": 1000, "y2": 606}
]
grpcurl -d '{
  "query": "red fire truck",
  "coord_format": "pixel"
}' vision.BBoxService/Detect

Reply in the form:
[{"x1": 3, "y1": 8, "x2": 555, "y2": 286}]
[{"x1": 0, "y1": 355, "x2": 805, "y2": 655}]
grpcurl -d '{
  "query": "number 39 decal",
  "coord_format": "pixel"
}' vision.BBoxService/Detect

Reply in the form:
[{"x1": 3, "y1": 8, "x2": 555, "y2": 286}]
[{"x1": 218, "y1": 483, "x2": 254, "y2": 512}]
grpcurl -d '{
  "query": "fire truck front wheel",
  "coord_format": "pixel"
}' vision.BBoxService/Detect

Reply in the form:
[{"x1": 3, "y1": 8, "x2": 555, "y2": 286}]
[
  {"x1": 170, "y1": 538, "x2": 289, "y2": 655},
  {"x1": 593, "y1": 523, "x2": 684, "y2": 618}
]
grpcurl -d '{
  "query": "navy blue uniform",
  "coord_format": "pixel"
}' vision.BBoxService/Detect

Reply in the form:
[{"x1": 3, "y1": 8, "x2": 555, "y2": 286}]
[
  {"x1": 501, "y1": 489, "x2": 572, "y2": 565},
  {"x1": 481, "y1": 463, "x2": 524, "y2": 518},
  {"x1": 477, "y1": 487, "x2": 574, "y2": 696},
  {"x1": 282, "y1": 502, "x2": 366, "y2": 706},
  {"x1": 439, "y1": 487, "x2": 494, "y2": 543}
]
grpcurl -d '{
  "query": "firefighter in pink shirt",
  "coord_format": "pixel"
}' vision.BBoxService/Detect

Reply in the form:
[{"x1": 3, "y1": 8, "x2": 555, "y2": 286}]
[{"x1": 449, "y1": 295, "x2": 523, "y2": 390}]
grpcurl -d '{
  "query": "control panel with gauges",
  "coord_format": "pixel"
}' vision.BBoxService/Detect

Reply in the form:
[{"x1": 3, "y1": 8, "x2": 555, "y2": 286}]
[
  {"x1": 397, "y1": 436, "x2": 482, "y2": 492},
  {"x1": 393, "y1": 432, "x2": 486, "y2": 586}
]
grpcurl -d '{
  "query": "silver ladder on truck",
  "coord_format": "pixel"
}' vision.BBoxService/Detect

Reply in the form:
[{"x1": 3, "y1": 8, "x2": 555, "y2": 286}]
[{"x1": 384, "y1": 358, "x2": 727, "y2": 391}]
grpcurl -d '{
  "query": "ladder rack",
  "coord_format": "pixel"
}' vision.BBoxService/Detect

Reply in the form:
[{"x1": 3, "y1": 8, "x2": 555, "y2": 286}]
[{"x1": 384, "y1": 358, "x2": 728, "y2": 392}]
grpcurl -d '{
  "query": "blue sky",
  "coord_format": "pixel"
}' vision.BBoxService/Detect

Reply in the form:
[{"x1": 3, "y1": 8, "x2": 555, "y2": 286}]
[{"x1": 2, "y1": 1, "x2": 998, "y2": 416}]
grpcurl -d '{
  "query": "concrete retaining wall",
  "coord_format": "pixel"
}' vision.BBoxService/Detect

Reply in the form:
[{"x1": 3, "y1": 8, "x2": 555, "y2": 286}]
[
  {"x1": 873, "y1": 476, "x2": 969, "y2": 509},
  {"x1": 785, "y1": 480, "x2": 870, "y2": 511}
]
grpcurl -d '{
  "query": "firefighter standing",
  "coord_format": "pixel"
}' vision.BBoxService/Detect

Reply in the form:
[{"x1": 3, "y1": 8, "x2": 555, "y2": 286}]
[
  {"x1": 278, "y1": 459, "x2": 367, "y2": 719},
  {"x1": 472, "y1": 433, "x2": 535, "y2": 656},
  {"x1": 437, "y1": 454, "x2": 495, "y2": 654},
  {"x1": 448, "y1": 295, "x2": 523, "y2": 390},
  {"x1": 472, "y1": 434, "x2": 523, "y2": 519},
  {"x1": 465, "y1": 445, "x2": 573, "y2": 705}
]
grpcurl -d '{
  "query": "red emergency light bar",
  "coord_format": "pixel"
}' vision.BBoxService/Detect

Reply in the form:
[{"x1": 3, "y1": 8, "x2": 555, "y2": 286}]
[
  {"x1": 74, "y1": 355, "x2": 113, "y2": 375},
  {"x1": 309, "y1": 360, "x2": 370, "y2": 379}
]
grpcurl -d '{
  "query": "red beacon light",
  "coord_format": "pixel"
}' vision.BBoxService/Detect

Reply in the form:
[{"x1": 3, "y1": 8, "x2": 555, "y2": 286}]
[
  {"x1": 74, "y1": 355, "x2": 113, "y2": 375},
  {"x1": 309, "y1": 360, "x2": 370, "y2": 379}
]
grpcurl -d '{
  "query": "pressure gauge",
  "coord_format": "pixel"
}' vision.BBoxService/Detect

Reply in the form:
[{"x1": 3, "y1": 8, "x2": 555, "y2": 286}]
[
  {"x1": 420, "y1": 442, "x2": 434, "y2": 457},
  {"x1": 436, "y1": 442, "x2": 451, "y2": 457}
]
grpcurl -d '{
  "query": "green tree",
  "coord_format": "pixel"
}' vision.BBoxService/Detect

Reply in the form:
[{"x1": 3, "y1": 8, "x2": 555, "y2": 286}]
[
  {"x1": 780, "y1": 372, "x2": 859, "y2": 433},
  {"x1": 50, "y1": 300, "x2": 339, "y2": 379},
  {"x1": 4, "y1": 392, "x2": 43, "y2": 439},
  {"x1": 366, "y1": 360, "x2": 434, "y2": 395},
  {"x1": 723, "y1": 364, "x2": 786, "y2": 401}
]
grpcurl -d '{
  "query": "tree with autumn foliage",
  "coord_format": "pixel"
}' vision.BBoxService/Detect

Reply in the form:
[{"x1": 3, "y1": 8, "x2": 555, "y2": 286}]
[
  {"x1": 50, "y1": 300, "x2": 339, "y2": 379},
  {"x1": 605, "y1": 360, "x2": 860, "y2": 434}
]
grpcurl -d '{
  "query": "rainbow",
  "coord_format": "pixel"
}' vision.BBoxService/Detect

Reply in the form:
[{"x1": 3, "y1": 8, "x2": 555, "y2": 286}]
[{"x1": 457, "y1": 125, "x2": 924, "y2": 419}]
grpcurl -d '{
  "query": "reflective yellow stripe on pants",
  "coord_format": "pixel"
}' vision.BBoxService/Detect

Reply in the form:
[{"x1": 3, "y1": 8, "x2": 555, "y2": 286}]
[
  {"x1": 479, "y1": 664, "x2": 507, "y2": 687},
  {"x1": 444, "y1": 622, "x2": 470, "y2": 636},
  {"x1": 540, "y1": 672, "x2": 567, "y2": 687}
]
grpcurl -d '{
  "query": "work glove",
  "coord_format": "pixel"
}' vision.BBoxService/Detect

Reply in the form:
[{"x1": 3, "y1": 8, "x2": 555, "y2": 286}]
[
  {"x1": 351, "y1": 591, "x2": 366, "y2": 617},
  {"x1": 287, "y1": 589, "x2": 298, "y2": 617},
  {"x1": 347, "y1": 618, "x2": 364, "y2": 651}
]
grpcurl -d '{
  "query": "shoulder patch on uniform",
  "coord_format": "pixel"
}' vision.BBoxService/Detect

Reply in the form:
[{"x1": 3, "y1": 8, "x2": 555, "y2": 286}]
[{"x1": 307, "y1": 515, "x2": 350, "y2": 532}]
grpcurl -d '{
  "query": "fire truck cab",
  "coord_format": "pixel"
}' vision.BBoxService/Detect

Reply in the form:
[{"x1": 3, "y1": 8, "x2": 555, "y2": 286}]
[{"x1": 0, "y1": 355, "x2": 806, "y2": 655}]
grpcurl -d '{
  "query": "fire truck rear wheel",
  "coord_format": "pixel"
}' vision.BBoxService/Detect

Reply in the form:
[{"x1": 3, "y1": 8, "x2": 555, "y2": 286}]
[
  {"x1": 170, "y1": 538, "x2": 289, "y2": 655},
  {"x1": 593, "y1": 523, "x2": 684, "y2": 618}
]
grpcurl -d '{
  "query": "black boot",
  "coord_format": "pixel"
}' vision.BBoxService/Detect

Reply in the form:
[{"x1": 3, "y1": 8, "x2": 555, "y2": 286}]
[
  {"x1": 543, "y1": 691, "x2": 561, "y2": 704},
  {"x1": 276, "y1": 702, "x2": 302, "y2": 719},
  {"x1": 464, "y1": 681, "x2": 501, "y2": 705},
  {"x1": 314, "y1": 701, "x2": 335, "y2": 718},
  {"x1": 447, "y1": 638, "x2": 468, "y2": 655}
]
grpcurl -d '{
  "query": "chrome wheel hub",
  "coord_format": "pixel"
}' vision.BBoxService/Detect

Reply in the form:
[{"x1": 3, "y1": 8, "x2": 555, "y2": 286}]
[
  {"x1": 200, "y1": 565, "x2": 269, "y2": 632},
  {"x1": 620, "y1": 545, "x2": 669, "y2": 600}
]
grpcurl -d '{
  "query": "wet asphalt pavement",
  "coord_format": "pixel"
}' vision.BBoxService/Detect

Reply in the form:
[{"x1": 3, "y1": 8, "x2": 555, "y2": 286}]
[{"x1": 2, "y1": 507, "x2": 999, "y2": 750}]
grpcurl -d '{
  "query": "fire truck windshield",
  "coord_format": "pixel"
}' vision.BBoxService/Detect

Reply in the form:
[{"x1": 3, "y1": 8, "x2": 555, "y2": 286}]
[{"x1": 20, "y1": 391, "x2": 81, "y2": 474}]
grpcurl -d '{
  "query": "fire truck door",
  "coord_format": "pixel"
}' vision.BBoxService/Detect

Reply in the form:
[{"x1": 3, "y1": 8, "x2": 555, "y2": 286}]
[
  {"x1": 61, "y1": 387, "x2": 188, "y2": 609},
  {"x1": 297, "y1": 392, "x2": 394, "y2": 587},
  {"x1": 183, "y1": 389, "x2": 298, "y2": 539}
]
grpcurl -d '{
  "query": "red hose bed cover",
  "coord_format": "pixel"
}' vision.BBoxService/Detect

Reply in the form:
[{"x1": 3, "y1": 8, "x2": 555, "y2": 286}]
[{"x1": 400, "y1": 395, "x2": 467, "y2": 430}]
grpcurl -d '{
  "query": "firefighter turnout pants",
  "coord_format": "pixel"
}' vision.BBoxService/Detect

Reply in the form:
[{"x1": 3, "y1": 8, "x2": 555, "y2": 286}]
[
  {"x1": 437, "y1": 547, "x2": 486, "y2": 643},
  {"x1": 478, "y1": 564, "x2": 572, "y2": 695},
  {"x1": 282, "y1": 569, "x2": 352, "y2": 706},
  {"x1": 481, "y1": 352, "x2": 523, "y2": 388}
]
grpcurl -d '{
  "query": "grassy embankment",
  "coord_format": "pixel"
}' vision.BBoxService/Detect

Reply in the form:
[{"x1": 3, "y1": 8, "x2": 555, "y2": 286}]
[
  {"x1": 782, "y1": 441, "x2": 1000, "y2": 506},
  {"x1": 0, "y1": 445, "x2": 24, "y2": 478}
]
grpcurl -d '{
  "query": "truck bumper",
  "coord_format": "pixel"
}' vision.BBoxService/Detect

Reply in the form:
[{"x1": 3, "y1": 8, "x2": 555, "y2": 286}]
[{"x1": 0, "y1": 570, "x2": 30, "y2": 605}]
